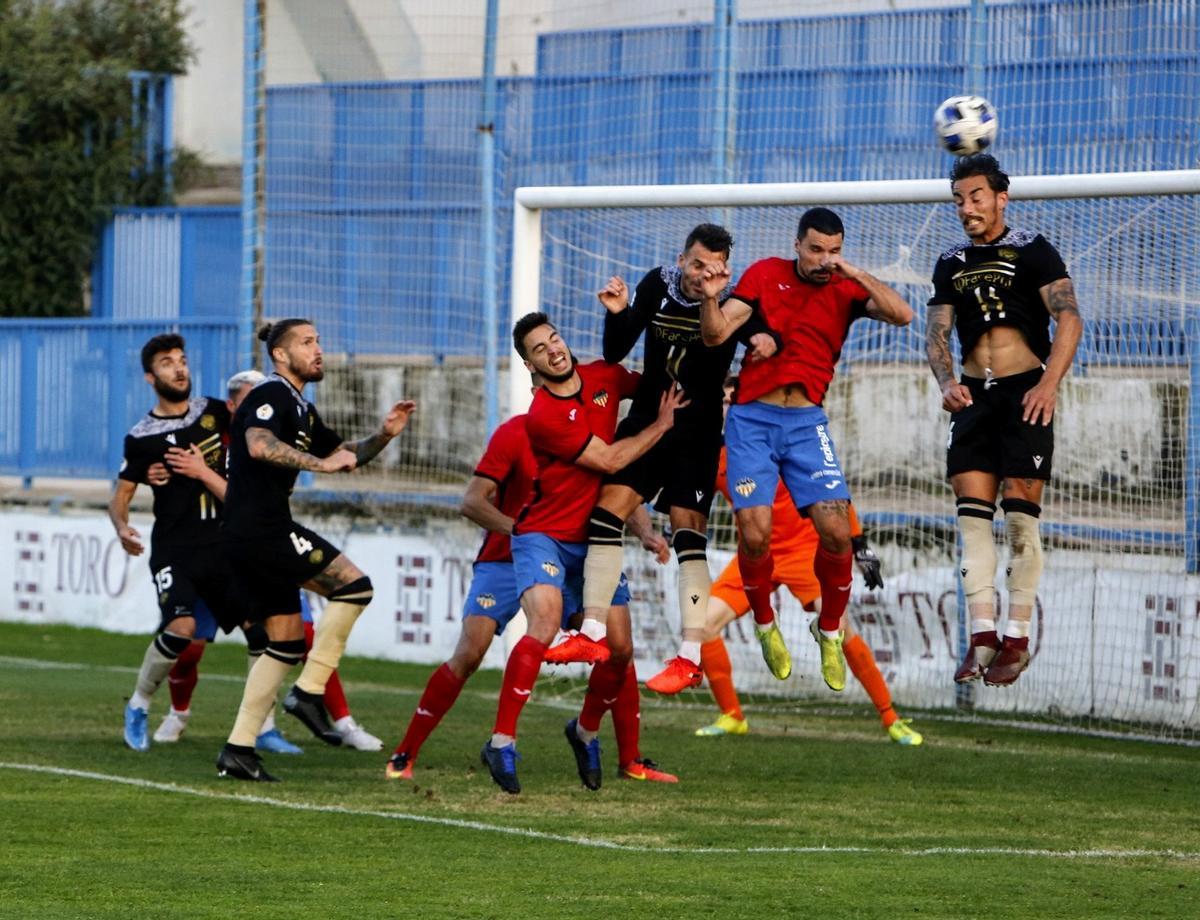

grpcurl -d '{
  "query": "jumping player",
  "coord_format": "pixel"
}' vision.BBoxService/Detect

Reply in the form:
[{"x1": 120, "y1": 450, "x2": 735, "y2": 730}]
[
  {"x1": 554, "y1": 224, "x2": 780, "y2": 696},
  {"x1": 700, "y1": 207, "x2": 912, "y2": 692},
  {"x1": 479, "y1": 311, "x2": 688, "y2": 794},
  {"x1": 926, "y1": 154, "x2": 1082, "y2": 687},
  {"x1": 215, "y1": 319, "x2": 415, "y2": 781}
]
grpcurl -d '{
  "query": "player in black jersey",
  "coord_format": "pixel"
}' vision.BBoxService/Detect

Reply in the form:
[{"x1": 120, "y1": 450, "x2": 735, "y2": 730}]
[
  {"x1": 926, "y1": 154, "x2": 1083, "y2": 688},
  {"x1": 215, "y1": 319, "x2": 415, "y2": 782},
  {"x1": 551, "y1": 223, "x2": 779, "y2": 695},
  {"x1": 109, "y1": 333, "x2": 248, "y2": 752}
]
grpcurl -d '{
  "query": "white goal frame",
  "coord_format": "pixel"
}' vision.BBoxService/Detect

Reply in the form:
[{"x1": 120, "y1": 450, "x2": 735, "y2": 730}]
[{"x1": 508, "y1": 169, "x2": 1200, "y2": 417}]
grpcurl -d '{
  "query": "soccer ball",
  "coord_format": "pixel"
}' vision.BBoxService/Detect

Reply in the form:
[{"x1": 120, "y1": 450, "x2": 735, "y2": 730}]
[{"x1": 933, "y1": 94, "x2": 998, "y2": 156}]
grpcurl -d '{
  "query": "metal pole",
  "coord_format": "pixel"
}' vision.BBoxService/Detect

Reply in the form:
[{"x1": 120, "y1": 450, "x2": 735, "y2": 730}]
[
  {"x1": 968, "y1": 0, "x2": 986, "y2": 96},
  {"x1": 480, "y1": 0, "x2": 500, "y2": 431},
  {"x1": 713, "y1": 0, "x2": 737, "y2": 186},
  {"x1": 241, "y1": 0, "x2": 266, "y2": 369}
]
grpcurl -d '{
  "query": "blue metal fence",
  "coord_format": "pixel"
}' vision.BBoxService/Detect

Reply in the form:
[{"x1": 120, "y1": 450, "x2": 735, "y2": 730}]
[{"x1": 0, "y1": 319, "x2": 240, "y2": 479}]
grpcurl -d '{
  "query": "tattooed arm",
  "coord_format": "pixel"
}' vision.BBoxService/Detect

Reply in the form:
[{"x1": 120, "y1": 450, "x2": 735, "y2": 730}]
[
  {"x1": 926, "y1": 301, "x2": 972, "y2": 413},
  {"x1": 246, "y1": 429, "x2": 356, "y2": 473},
  {"x1": 338, "y1": 400, "x2": 417, "y2": 466},
  {"x1": 1021, "y1": 277, "x2": 1083, "y2": 426}
]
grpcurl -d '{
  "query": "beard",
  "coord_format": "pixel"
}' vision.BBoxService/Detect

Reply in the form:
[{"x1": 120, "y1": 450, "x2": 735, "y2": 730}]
[
  {"x1": 540, "y1": 353, "x2": 577, "y2": 384},
  {"x1": 296, "y1": 364, "x2": 324, "y2": 383},
  {"x1": 153, "y1": 377, "x2": 191, "y2": 402}
]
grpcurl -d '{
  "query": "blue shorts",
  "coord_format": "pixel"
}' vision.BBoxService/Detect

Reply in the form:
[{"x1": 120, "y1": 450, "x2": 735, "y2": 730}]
[
  {"x1": 511, "y1": 533, "x2": 631, "y2": 624},
  {"x1": 462, "y1": 561, "x2": 523, "y2": 635},
  {"x1": 725, "y1": 401, "x2": 852, "y2": 512},
  {"x1": 191, "y1": 599, "x2": 219, "y2": 642}
]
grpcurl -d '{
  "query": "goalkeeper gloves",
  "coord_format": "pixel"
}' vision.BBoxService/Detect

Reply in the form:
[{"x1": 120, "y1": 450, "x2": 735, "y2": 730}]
[{"x1": 851, "y1": 535, "x2": 884, "y2": 590}]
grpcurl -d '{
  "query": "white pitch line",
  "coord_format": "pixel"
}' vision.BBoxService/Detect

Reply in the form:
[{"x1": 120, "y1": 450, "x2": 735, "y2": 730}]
[{"x1": 2, "y1": 761, "x2": 1197, "y2": 862}]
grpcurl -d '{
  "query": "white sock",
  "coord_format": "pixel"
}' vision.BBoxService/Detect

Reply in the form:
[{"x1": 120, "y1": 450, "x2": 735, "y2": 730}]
[
  {"x1": 820, "y1": 628, "x2": 840, "y2": 640},
  {"x1": 170, "y1": 707, "x2": 190, "y2": 719},
  {"x1": 580, "y1": 618, "x2": 606, "y2": 642},
  {"x1": 576, "y1": 722, "x2": 599, "y2": 744},
  {"x1": 1004, "y1": 619, "x2": 1031, "y2": 639},
  {"x1": 129, "y1": 691, "x2": 151, "y2": 711},
  {"x1": 678, "y1": 640, "x2": 701, "y2": 664},
  {"x1": 260, "y1": 708, "x2": 276, "y2": 734},
  {"x1": 491, "y1": 732, "x2": 515, "y2": 749},
  {"x1": 971, "y1": 617, "x2": 997, "y2": 634}
]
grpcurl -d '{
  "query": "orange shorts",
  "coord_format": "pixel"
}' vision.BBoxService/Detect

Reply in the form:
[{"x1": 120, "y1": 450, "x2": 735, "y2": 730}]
[{"x1": 709, "y1": 554, "x2": 820, "y2": 617}]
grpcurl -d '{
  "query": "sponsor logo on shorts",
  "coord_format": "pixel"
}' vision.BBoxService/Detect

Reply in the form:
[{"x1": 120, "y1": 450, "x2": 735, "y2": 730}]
[
  {"x1": 200, "y1": 413, "x2": 216, "y2": 431},
  {"x1": 815, "y1": 424, "x2": 838, "y2": 470},
  {"x1": 734, "y1": 477, "x2": 756, "y2": 497},
  {"x1": 825, "y1": 480, "x2": 842, "y2": 490},
  {"x1": 541, "y1": 561, "x2": 560, "y2": 577},
  {"x1": 308, "y1": 548, "x2": 325, "y2": 565},
  {"x1": 476, "y1": 593, "x2": 496, "y2": 609},
  {"x1": 256, "y1": 403, "x2": 274, "y2": 421},
  {"x1": 592, "y1": 389, "x2": 609, "y2": 407}
]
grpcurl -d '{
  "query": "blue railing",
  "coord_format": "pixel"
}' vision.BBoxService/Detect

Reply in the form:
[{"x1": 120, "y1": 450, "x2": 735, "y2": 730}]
[{"x1": 0, "y1": 319, "x2": 241, "y2": 479}]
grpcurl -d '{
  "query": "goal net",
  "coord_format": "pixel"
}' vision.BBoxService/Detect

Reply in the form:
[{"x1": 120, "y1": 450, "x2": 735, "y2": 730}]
[{"x1": 511, "y1": 172, "x2": 1200, "y2": 740}]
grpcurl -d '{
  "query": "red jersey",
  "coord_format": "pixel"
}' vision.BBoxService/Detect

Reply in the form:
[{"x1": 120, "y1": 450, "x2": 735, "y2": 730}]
[
  {"x1": 472, "y1": 413, "x2": 537, "y2": 564},
  {"x1": 516, "y1": 360, "x2": 640, "y2": 542},
  {"x1": 732, "y1": 257, "x2": 870, "y2": 406}
]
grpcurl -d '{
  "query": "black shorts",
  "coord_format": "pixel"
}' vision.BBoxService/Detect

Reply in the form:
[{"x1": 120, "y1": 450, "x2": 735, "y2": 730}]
[
  {"x1": 606, "y1": 415, "x2": 722, "y2": 517},
  {"x1": 223, "y1": 522, "x2": 341, "y2": 620},
  {"x1": 149, "y1": 542, "x2": 248, "y2": 634},
  {"x1": 947, "y1": 367, "x2": 1054, "y2": 481}
]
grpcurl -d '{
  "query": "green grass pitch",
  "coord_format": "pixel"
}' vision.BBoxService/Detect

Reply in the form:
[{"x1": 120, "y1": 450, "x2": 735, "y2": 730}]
[{"x1": 1, "y1": 622, "x2": 1197, "y2": 919}]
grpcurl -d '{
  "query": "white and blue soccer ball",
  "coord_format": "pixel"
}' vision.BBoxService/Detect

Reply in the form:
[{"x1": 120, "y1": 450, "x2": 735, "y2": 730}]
[{"x1": 933, "y1": 94, "x2": 998, "y2": 156}]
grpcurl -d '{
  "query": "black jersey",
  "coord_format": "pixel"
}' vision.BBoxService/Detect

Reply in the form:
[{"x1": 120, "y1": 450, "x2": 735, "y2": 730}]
[
  {"x1": 223, "y1": 374, "x2": 343, "y2": 536},
  {"x1": 118, "y1": 396, "x2": 229, "y2": 560},
  {"x1": 603, "y1": 266, "x2": 743, "y2": 429},
  {"x1": 929, "y1": 227, "x2": 1069, "y2": 362}
]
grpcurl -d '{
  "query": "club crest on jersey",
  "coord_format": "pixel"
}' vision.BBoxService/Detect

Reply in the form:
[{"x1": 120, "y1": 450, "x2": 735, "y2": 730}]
[
  {"x1": 200, "y1": 414, "x2": 216, "y2": 431},
  {"x1": 998, "y1": 247, "x2": 1017, "y2": 261},
  {"x1": 476, "y1": 593, "x2": 496, "y2": 609},
  {"x1": 308, "y1": 548, "x2": 324, "y2": 565},
  {"x1": 734, "y1": 477, "x2": 757, "y2": 497},
  {"x1": 592, "y1": 389, "x2": 609, "y2": 408},
  {"x1": 541, "y1": 561, "x2": 560, "y2": 577},
  {"x1": 256, "y1": 403, "x2": 274, "y2": 421}
]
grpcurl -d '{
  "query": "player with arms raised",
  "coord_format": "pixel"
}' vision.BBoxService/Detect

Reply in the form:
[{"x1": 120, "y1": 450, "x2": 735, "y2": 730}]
[
  {"x1": 553, "y1": 223, "x2": 780, "y2": 695},
  {"x1": 480, "y1": 311, "x2": 687, "y2": 794},
  {"x1": 215, "y1": 319, "x2": 415, "y2": 781},
  {"x1": 926, "y1": 154, "x2": 1082, "y2": 687},
  {"x1": 700, "y1": 208, "x2": 912, "y2": 691}
]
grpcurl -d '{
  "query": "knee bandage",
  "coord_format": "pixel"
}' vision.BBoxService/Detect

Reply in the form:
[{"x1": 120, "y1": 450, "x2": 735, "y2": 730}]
[
  {"x1": 1001, "y1": 498, "x2": 1043, "y2": 606},
  {"x1": 957, "y1": 497, "x2": 997, "y2": 606}
]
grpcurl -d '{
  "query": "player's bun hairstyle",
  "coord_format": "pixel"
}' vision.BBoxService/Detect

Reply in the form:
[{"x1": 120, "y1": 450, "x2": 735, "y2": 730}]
[
  {"x1": 797, "y1": 207, "x2": 844, "y2": 240},
  {"x1": 141, "y1": 333, "x2": 186, "y2": 372},
  {"x1": 684, "y1": 222, "x2": 734, "y2": 257},
  {"x1": 226, "y1": 368, "x2": 265, "y2": 397},
  {"x1": 950, "y1": 153, "x2": 1010, "y2": 193},
  {"x1": 258, "y1": 318, "x2": 313, "y2": 355},
  {"x1": 512, "y1": 311, "x2": 554, "y2": 360}
]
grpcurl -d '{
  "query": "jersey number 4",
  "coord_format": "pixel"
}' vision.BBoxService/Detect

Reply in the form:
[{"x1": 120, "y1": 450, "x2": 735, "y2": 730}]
[{"x1": 289, "y1": 531, "x2": 315, "y2": 556}]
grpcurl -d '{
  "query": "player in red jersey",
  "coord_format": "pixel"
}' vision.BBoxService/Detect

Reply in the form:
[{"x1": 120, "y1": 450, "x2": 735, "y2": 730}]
[
  {"x1": 479, "y1": 311, "x2": 689, "y2": 794},
  {"x1": 386, "y1": 376, "x2": 675, "y2": 784},
  {"x1": 700, "y1": 208, "x2": 912, "y2": 692}
]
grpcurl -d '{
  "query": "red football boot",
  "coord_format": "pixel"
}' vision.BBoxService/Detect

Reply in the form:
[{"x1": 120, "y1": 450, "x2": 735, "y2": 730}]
[
  {"x1": 954, "y1": 633, "x2": 1002, "y2": 683},
  {"x1": 544, "y1": 633, "x2": 610, "y2": 665},
  {"x1": 983, "y1": 638, "x2": 1031, "y2": 687},
  {"x1": 644, "y1": 656, "x2": 702, "y2": 695}
]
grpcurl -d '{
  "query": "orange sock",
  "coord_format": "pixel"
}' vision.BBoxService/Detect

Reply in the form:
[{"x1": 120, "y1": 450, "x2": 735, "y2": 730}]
[
  {"x1": 700, "y1": 638, "x2": 744, "y2": 721},
  {"x1": 843, "y1": 634, "x2": 897, "y2": 727}
]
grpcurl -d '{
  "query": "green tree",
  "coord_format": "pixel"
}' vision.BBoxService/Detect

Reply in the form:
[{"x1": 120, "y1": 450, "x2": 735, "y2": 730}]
[{"x1": 0, "y1": 0, "x2": 193, "y2": 317}]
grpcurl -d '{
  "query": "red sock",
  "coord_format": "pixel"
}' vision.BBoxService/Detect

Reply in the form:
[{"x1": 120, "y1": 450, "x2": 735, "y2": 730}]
[
  {"x1": 324, "y1": 670, "x2": 351, "y2": 721},
  {"x1": 610, "y1": 663, "x2": 641, "y2": 766},
  {"x1": 579, "y1": 659, "x2": 626, "y2": 733},
  {"x1": 814, "y1": 545, "x2": 853, "y2": 632},
  {"x1": 167, "y1": 640, "x2": 205, "y2": 711},
  {"x1": 492, "y1": 635, "x2": 547, "y2": 738},
  {"x1": 843, "y1": 634, "x2": 896, "y2": 726},
  {"x1": 395, "y1": 663, "x2": 466, "y2": 758},
  {"x1": 1002, "y1": 635, "x2": 1029, "y2": 652},
  {"x1": 737, "y1": 548, "x2": 776, "y2": 626},
  {"x1": 700, "y1": 637, "x2": 744, "y2": 721}
]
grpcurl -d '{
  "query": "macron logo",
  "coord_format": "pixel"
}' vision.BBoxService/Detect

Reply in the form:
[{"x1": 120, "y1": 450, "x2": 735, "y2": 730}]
[
  {"x1": 165, "y1": 434, "x2": 176, "y2": 445},
  {"x1": 955, "y1": 250, "x2": 967, "y2": 262},
  {"x1": 1033, "y1": 455, "x2": 1044, "y2": 469}
]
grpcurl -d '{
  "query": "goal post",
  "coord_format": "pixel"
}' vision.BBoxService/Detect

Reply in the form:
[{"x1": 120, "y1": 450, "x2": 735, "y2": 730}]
[{"x1": 509, "y1": 169, "x2": 1200, "y2": 739}]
